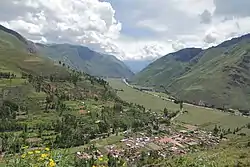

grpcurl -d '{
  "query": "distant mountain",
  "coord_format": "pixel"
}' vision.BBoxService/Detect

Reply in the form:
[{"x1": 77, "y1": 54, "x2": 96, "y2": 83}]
[
  {"x1": 0, "y1": 24, "x2": 133, "y2": 78},
  {"x1": 123, "y1": 59, "x2": 153, "y2": 73},
  {"x1": 132, "y1": 34, "x2": 250, "y2": 110},
  {"x1": 36, "y1": 43, "x2": 134, "y2": 78}
]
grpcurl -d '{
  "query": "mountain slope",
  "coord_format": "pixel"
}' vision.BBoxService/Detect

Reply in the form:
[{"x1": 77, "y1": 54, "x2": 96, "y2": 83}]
[
  {"x1": 0, "y1": 24, "x2": 133, "y2": 78},
  {"x1": 131, "y1": 48, "x2": 203, "y2": 86},
  {"x1": 132, "y1": 34, "x2": 250, "y2": 110},
  {"x1": 36, "y1": 43, "x2": 134, "y2": 78}
]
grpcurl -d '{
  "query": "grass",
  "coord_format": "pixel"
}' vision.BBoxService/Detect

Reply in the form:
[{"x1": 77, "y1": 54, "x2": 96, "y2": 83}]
[
  {"x1": 0, "y1": 78, "x2": 26, "y2": 87},
  {"x1": 131, "y1": 41, "x2": 250, "y2": 110},
  {"x1": 108, "y1": 78, "x2": 250, "y2": 131},
  {"x1": 107, "y1": 78, "x2": 179, "y2": 112},
  {"x1": 177, "y1": 111, "x2": 250, "y2": 131}
]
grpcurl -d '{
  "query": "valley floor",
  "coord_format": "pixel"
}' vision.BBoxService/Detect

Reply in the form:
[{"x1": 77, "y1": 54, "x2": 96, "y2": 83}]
[{"x1": 107, "y1": 78, "x2": 250, "y2": 135}]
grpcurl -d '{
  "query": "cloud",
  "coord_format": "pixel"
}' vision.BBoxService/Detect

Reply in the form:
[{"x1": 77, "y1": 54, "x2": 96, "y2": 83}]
[
  {"x1": 0, "y1": 0, "x2": 250, "y2": 61},
  {"x1": 204, "y1": 33, "x2": 217, "y2": 44},
  {"x1": 203, "y1": 16, "x2": 250, "y2": 45},
  {"x1": 214, "y1": 0, "x2": 250, "y2": 17},
  {"x1": 0, "y1": 0, "x2": 121, "y2": 50},
  {"x1": 200, "y1": 10, "x2": 212, "y2": 24}
]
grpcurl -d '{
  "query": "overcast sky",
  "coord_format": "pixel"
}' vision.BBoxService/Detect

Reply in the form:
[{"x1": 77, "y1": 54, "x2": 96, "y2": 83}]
[{"x1": 0, "y1": 0, "x2": 250, "y2": 60}]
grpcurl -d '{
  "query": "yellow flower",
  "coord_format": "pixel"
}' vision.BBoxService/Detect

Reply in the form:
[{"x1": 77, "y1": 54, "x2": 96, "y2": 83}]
[
  {"x1": 28, "y1": 151, "x2": 33, "y2": 155},
  {"x1": 22, "y1": 146, "x2": 29, "y2": 149},
  {"x1": 21, "y1": 154, "x2": 26, "y2": 159},
  {"x1": 45, "y1": 148, "x2": 50, "y2": 151},
  {"x1": 41, "y1": 153, "x2": 49, "y2": 159},
  {"x1": 48, "y1": 159, "x2": 56, "y2": 167},
  {"x1": 98, "y1": 157, "x2": 103, "y2": 161},
  {"x1": 35, "y1": 150, "x2": 41, "y2": 154},
  {"x1": 92, "y1": 165, "x2": 96, "y2": 167}
]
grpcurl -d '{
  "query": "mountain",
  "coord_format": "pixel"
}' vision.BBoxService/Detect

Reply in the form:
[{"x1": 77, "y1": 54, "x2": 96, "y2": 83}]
[
  {"x1": 36, "y1": 43, "x2": 134, "y2": 78},
  {"x1": 0, "y1": 24, "x2": 133, "y2": 78},
  {"x1": 123, "y1": 59, "x2": 153, "y2": 73},
  {"x1": 0, "y1": 25, "x2": 37, "y2": 53},
  {"x1": 131, "y1": 34, "x2": 250, "y2": 110}
]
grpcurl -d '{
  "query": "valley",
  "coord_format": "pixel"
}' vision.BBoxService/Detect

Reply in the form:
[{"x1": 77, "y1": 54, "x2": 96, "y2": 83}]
[
  {"x1": 0, "y1": 24, "x2": 249, "y2": 167},
  {"x1": 108, "y1": 78, "x2": 250, "y2": 133}
]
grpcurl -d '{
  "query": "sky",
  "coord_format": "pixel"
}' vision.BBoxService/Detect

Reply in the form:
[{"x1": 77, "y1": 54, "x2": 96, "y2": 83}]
[{"x1": 0, "y1": 0, "x2": 250, "y2": 60}]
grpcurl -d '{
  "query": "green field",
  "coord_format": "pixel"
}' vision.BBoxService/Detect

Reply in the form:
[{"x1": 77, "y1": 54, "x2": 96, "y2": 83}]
[
  {"x1": 108, "y1": 78, "x2": 250, "y2": 132},
  {"x1": 108, "y1": 78, "x2": 180, "y2": 112}
]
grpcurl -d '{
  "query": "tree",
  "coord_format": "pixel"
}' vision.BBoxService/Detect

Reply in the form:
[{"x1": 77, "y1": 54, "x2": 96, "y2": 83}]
[
  {"x1": 71, "y1": 73, "x2": 80, "y2": 86},
  {"x1": 213, "y1": 125, "x2": 219, "y2": 135},
  {"x1": 59, "y1": 61, "x2": 62, "y2": 65},
  {"x1": 247, "y1": 123, "x2": 250, "y2": 129},
  {"x1": 180, "y1": 101, "x2": 183, "y2": 111},
  {"x1": 163, "y1": 108, "x2": 169, "y2": 117},
  {"x1": 220, "y1": 133, "x2": 223, "y2": 139},
  {"x1": 49, "y1": 75, "x2": 54, "y2": 82}
]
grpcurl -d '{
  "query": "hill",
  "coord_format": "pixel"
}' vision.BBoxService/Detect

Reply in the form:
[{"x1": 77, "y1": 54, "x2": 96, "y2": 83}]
[
  {"x1": 36, "y1": 43, "x2": 134, "y2": 78},
  {"x1": 0, "y1": 24, "x2": 133, "y2": 78},
  {"x1": 0, "y1": 23, "x2": 154, "y2": 157},
  {"x1": 131, "y1": 34, "x2": 250, "y2": 110}
]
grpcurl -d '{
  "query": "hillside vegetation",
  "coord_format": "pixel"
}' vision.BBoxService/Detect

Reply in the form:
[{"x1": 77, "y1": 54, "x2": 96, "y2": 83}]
[
  {"x1": 0, "y1": 24, "x2": 133, "y2": 78},
  {"x1": 36, "y1": 43, "x2": 134, "y2": 78},
  {"x1": 0, "y1": 25, "x2": 154, "y2": 166},
  {"x1": 1, "y1": 24, "x2": 250, "y2": 167},
  {"x1": 132, "y1": 34, "x2": 250, "y2": 110}
]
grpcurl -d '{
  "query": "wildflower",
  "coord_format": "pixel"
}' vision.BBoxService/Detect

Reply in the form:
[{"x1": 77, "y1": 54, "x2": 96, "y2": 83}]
[
  {"x1": 49, "y1": 159, "x2": 56, "y2": 167},
  {"x1": 35, "y1": 150, "x2": 41, "y2": 154},
  {"x1": 98, "y1": 157, "x2": 103, "y2": 161},
  {"x1": 21, "y1": 154, "x2": 26, "y2": 159},
  {"x1": 21, "y1": 146, "x2": 29, "y2": 149},
  {"x1": 41, "y1": 153, "x2": 49, "y2": 159},
  {"x1": 92, "y1": 165, "x2": 96, "y2": 167},
  {"x1": 28, "y1": 151, "x2": 33, "y2": 155},
  {"x1": 45, "y1": 148, "x2": 50, "y2": 151}
]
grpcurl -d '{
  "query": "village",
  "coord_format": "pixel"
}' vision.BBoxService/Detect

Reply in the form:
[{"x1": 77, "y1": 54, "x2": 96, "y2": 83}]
[{"x1": 75, "y1": 123, "x2": 222, "y2": 163}]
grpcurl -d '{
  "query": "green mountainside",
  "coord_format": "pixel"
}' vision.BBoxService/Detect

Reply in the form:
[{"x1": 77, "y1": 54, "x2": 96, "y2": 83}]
[
  {"x1": 132, "y1": 34, "x2": 250, "y2": 110},
  {"x1": 0, "y1": 23, "x2": 153, "y2": 156},
  {"x1": 0, "y1": 25, "x2": 250, "y2": 167},
  {"x1": 0, "y1": 24, "x2": 134, "y2": 78},
  {"x1": 36, "y1": 43, "x2": 134, "y2": 78}
]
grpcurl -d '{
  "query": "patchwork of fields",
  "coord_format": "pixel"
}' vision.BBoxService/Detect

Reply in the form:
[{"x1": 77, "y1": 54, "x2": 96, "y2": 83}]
[{"x1": 108, "y1": 78, "x2": 250, "y2": 133}]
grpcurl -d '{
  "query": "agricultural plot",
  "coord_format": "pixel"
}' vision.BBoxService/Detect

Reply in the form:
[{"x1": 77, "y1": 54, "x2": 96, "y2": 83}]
[
  {"x1": 108, "y1": 78, "x2": 250, "y2": 132},
  {"x1": 107, "y1": 78, "x2": 179, "y2": 112}
]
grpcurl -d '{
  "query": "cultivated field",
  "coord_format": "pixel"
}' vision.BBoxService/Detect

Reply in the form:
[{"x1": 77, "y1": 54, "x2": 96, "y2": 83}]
[{"x1": 108, "y1": 78, "x2": 250, "y2": 132}]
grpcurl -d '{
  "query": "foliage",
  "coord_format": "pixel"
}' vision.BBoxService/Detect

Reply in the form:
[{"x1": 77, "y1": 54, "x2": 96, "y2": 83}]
[
  {"x1": 132, "y1": 34, "x2": 250, "y2": 110},
  {"x1": 36, "y1": 43, "x2": 134, "y2": 78}
]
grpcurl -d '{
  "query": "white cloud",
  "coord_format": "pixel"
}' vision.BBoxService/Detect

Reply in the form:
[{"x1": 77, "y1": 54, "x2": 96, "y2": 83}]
[
  {"x1": 200, "y1": 10, "x2": 212, "y2": 24},
  {"x1": 0, "y1": 0, "x2": 121, "y2": 50},
  {"x1": 0, "y1": 0, "x2": 250, "y2": 61},
  {"x1": 204, "y1": 17, "x2": 250, "y2": 46}
]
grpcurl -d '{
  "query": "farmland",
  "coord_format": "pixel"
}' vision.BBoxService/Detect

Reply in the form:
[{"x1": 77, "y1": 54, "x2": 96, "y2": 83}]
[{"x1": 107, "y1": 78, "x2": 250, "y2": 133}]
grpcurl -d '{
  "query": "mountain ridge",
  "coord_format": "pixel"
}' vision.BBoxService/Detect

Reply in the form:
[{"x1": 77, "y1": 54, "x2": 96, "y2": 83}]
[
  {"x1": 132, "y1": 33, "x2": 250, "y2": 110},
  {"x1": 0, "y1": 24, "x2": 133, "y2": 78}
]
